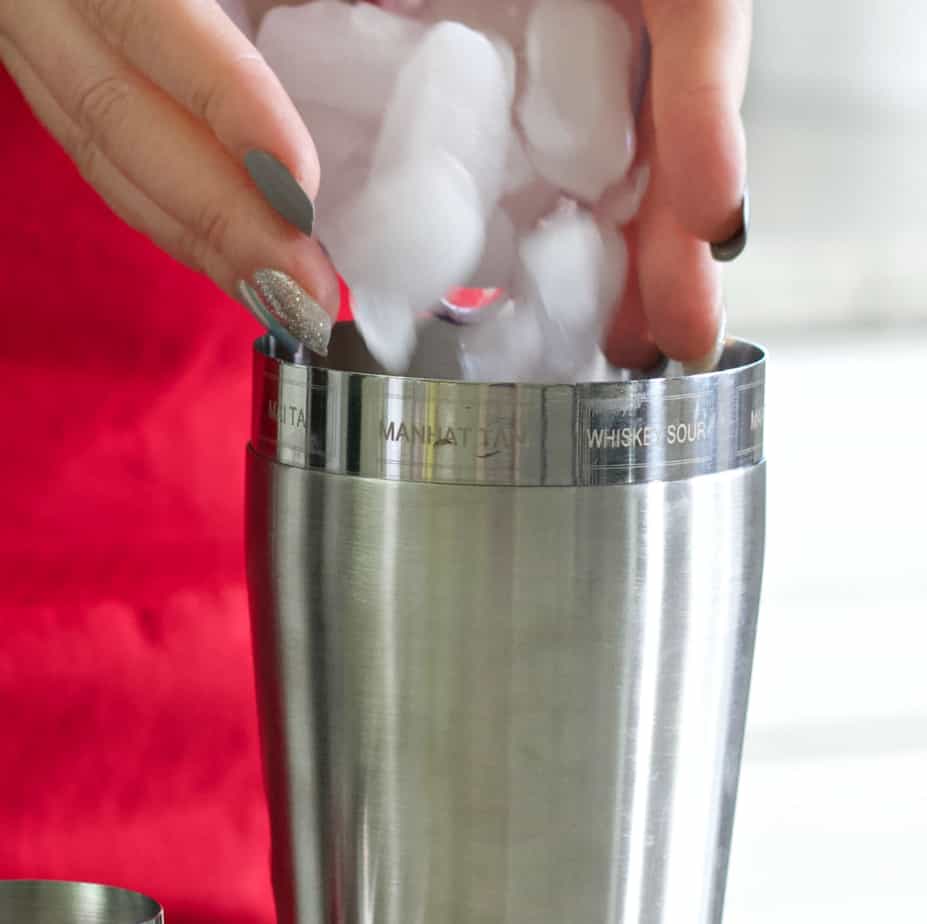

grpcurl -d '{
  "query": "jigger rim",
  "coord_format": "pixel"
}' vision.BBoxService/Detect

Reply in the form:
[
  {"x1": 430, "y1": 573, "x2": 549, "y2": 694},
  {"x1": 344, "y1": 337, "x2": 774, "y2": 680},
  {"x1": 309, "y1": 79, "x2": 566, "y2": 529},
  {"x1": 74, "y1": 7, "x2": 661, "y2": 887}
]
[
  {"x1": 251, "y1": 322, "x2": 766, "y2": 487},
  {"x1": 0, "y1": 880, "x2": 163, "y2": 924}
]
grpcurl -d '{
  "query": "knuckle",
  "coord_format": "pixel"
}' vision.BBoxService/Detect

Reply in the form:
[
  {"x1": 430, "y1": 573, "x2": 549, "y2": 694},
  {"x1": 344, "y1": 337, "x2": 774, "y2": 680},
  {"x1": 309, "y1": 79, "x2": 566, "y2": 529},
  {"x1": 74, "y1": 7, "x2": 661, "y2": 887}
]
[
  {"x1": 73, "y1": 72, "x2": 131, "y2": 140},
  {"x1": 178, "y1": 201, "x2": 232, "y2": 269},
  {"x1": 187, "y1": 75, "x2": 223, "y2": 125},
  {"x1": 197, "y1": 202, "x2": 232, "y2": 253}
]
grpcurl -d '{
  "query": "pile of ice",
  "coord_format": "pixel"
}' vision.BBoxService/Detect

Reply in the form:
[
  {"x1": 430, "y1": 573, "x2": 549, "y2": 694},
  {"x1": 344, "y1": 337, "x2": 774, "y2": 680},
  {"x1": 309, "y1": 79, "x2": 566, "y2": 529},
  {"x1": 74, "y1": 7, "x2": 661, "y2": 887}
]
[{"x1": 256, "y1": 0, "x2": 647, "y2": 379}]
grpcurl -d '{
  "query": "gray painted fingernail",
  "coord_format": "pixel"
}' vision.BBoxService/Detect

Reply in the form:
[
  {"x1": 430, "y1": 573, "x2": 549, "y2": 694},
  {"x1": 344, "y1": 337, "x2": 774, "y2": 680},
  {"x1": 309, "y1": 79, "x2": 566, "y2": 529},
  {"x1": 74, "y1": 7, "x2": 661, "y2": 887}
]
[
  {"x1": 245, "y1": 149, "x2": 315, "y2": 237},
  {"x1": 711, "y1": 187, "x2": 750, "y2": 262},
  {"x1": 252, "y1": 268, "x2": 332, "y2": 356},
  {"x1": 237, "y1": 279, "x2": 302, "y2": 355}
]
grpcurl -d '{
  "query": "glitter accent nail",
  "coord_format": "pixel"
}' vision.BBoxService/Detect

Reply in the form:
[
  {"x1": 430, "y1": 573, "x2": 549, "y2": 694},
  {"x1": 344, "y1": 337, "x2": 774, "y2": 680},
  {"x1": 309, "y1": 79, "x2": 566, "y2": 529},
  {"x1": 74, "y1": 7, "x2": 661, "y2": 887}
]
[
  {"x1": 252, "y1": 269, "x2": 332, "y2": 356},
  {"x1": 236, "y1": 280, "x2": 302, "y2": 355}
]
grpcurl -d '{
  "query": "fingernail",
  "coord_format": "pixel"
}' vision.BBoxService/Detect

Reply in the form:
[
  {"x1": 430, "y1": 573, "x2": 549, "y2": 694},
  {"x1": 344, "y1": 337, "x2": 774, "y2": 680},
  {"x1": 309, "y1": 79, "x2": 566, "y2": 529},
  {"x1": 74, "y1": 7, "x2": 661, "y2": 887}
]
[
  {"x1": 711, "y1": 186, "x2": 750, "y2": 262},
  {"x1": 251, "y1": 268, "x2": 332, "y2": 356},
  {"x1": 681, "y1": 304, "x2": 727, "y2": 375},
  {"x1": 245, "y1": 149, "x2": 316, "y2": 238},
  {"x1": 236, "y1": 279, "x2": 302, "y2": 355}
]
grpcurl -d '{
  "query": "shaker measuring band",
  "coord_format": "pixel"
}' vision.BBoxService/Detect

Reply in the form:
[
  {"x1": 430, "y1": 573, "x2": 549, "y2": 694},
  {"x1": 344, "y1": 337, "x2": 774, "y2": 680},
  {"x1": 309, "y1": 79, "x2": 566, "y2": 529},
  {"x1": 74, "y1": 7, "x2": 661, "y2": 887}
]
[{"x1": 250, "y1": 322, "x2": 765, "y2": 487}]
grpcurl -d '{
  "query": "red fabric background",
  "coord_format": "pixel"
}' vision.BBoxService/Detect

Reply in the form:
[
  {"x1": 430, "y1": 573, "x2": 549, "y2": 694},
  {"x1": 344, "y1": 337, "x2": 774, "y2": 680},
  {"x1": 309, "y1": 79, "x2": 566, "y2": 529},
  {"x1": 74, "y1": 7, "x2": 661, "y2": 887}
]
[{"x1": 0, "y1": 69, "x2": 346, "y2": 921}]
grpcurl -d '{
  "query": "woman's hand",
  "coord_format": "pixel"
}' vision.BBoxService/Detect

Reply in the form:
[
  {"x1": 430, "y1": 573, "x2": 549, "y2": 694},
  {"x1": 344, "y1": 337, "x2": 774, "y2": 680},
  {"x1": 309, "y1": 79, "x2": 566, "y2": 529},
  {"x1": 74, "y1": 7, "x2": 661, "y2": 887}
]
[
  {"x1": 0, "y1": 0, "x2": 751, "y2": 366},
  {"x1": 0, "y1": 0, "x2": 340, "y2": 355},
  {"x1": 606, "y1": 0, "x2": 751, "y2": 369}
]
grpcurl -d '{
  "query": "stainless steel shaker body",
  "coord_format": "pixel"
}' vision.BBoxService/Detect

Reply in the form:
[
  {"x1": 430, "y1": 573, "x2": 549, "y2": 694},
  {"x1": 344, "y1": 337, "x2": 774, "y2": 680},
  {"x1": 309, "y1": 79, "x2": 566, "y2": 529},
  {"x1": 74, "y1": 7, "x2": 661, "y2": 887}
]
[{"x1": 246, "y1": 324, "x2": 766, "y2": 924}]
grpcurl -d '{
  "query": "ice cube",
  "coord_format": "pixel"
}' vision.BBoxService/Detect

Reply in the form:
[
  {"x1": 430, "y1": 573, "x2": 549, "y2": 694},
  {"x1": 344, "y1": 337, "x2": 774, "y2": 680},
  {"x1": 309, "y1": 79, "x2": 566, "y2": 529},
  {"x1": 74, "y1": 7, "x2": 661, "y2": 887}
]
[
  {"x1": 517, "y1": 0, "x2": 636, "y2": 201},
  {"x1": 457, "y1": 301, "x2": 546, "y2": 382},
  {"x1": 596, "y1": 163, "x2": 650, "y2": 227},
  {"x1": 350, "y1": 288, "x2": 418, "y2": 373},
  {"x1": 257, "y1": 1, "x2": 425, "y2": 120},
  {"x1": 325, "y1": 151, "x2": 486, "y2": 316},
  {"x1": 374, "y1": 21, "x2": 513, "y2": 213},
  {"x1": 295, "y1": 101, "x2": 374, "y2": 167},
  {"x1": 314, "y1": 158, "x2": 369, "y2": 229},
  {"x1": 596, "y1": 224, "x2": 630, "y2": 320},
  {"x1": 493, "y1": 36, "x2": 518, "y2": 111},
  {"x1": 294, "y1": 101, "x2": 376, "y2": 219},
  {"x1": 503, "y1": 132, "x2": 537, "y2": 196},
  {"x1": 501, "y1": 176, "x2": 561, "y2": 232},
  {"x1": 518, "y1": 203, "x2": 615, "y2": 376},
  {"x1": 424, "y1": 0, "x2": 536, "y2": 50},
  {"x1": 468, "y1": 208, "x2": 517, "y2": 291},
  {"x1": 573, "y1": 349, "x2": 612, "y2": 383}
]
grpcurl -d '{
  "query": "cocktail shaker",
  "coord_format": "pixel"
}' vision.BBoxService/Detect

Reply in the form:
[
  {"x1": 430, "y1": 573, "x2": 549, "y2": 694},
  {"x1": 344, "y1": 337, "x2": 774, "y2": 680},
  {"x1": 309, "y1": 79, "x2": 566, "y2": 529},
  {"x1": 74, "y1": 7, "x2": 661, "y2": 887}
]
[{"x1": 246, "y1": 323, "x2": 766, "y2": 924}]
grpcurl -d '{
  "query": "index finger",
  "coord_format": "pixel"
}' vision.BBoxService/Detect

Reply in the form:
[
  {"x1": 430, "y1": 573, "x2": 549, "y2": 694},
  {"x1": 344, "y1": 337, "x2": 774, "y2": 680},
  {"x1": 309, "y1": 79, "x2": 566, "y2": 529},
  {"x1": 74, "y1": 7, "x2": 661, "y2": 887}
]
[
  {"x1": 642, "y1": 0, "x2": 751, "y2": 242},
  {"x1": 74, "y1": 0, "x2": 320, "y2": 197}
]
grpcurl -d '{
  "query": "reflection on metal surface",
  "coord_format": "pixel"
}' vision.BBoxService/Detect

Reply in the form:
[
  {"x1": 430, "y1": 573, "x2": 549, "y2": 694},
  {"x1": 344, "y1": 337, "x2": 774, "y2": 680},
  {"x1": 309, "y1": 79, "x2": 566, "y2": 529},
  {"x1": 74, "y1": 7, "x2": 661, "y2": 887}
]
[
  {"x1": 247, "y1": 457, "x2": 766, "y2": 924},
  {"x1": 246, "y1": 324, "x2": 766, "y2": 924},
  {"x1": 251, "y1": 323, "x2": 765, "y2": 485}
]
